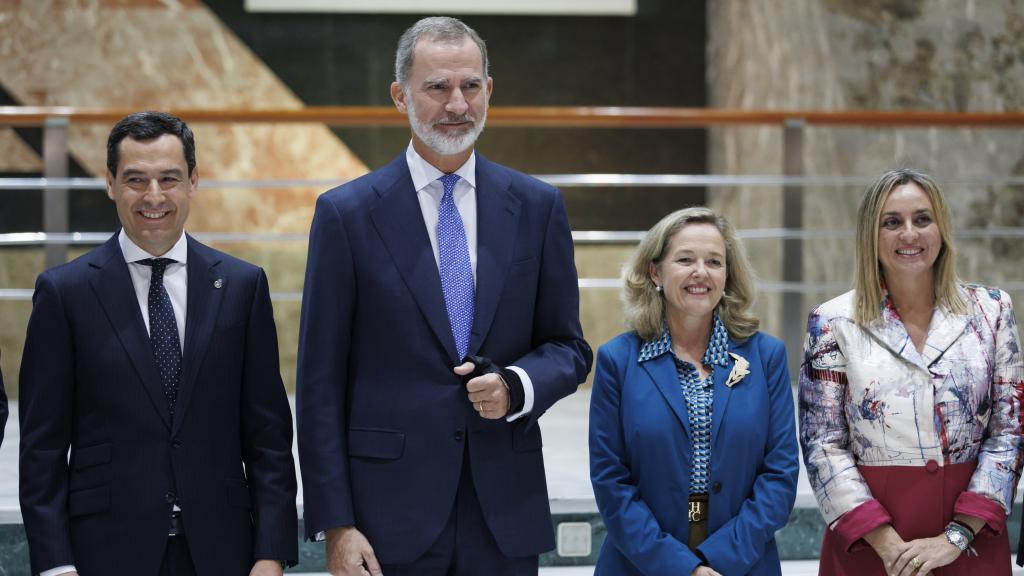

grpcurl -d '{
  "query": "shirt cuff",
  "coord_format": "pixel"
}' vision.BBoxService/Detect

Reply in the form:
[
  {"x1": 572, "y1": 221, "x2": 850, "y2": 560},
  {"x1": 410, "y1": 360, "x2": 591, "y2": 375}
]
[
  {"x1": 832, "y1": 499, "x2": 892, "y2": 552},
  {"x1": 504, "y1": 365, "x2": 533, "y2": 421},
  {"x1": 954, "y1": 491, "x2": 1008, "y2": 536},
  {"x1": 41, "y1": 566, "x2": 77, "y2": 576}
]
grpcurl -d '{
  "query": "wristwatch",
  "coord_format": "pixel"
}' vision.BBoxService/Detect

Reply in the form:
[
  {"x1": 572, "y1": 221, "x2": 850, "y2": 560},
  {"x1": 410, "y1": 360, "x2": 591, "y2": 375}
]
[{"x1": 944, "y1": 525, "x2": 970, "y2": 552}]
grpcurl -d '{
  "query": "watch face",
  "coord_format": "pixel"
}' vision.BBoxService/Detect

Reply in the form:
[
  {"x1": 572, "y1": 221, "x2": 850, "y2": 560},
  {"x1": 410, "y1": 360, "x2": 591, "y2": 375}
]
[{"x1": 947, "y1": 529, "x2": 968, "y2": 550}]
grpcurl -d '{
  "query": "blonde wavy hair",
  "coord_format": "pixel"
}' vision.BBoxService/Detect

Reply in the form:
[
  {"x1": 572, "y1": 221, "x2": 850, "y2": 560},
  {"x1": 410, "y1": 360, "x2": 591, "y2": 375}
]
[
  {"x1": 622, "y1": 206, "x2": 760, "y2": 341},
  {"x1": 854, "y1": 168, "x2": 966, "y2": 324}
]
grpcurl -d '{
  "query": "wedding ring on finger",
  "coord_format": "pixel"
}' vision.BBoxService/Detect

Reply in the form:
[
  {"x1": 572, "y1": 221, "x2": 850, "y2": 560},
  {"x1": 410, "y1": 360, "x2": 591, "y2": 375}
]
[
  {"x1": 476, "y1": 402, "x2": 483, "y2": 411},
  {"x1": 910, "y1": 557, "x2": 923, "y2": 569}
]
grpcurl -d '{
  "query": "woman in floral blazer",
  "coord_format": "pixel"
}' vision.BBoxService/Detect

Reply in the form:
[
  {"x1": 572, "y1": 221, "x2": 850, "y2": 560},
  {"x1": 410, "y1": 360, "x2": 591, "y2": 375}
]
[{"x1": 800, "y1": 168, "x2": 1024, "y2": 575}]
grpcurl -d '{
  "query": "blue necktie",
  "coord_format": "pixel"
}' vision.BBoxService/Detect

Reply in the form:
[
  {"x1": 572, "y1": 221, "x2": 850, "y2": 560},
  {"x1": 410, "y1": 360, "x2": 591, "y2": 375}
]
[
  {"x1": 139, "y1": 258, "x2": 182, "y2": 418},
  {"x1": 437, "y1": 173, "x2": 475, "y2": 359}
]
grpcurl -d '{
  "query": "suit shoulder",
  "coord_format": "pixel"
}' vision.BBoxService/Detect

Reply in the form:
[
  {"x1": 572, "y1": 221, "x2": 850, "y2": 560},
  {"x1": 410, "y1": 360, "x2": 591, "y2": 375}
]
[
  {"x1": 746, "y1": 331, "x2": 786, "y2": 356},
  {"x1": 38, "y1": 244, "x2": 111, "y2": 287},
  {"x1": 809, "y1": 290, "x2": 856, "y2": 324},
  {"x1": 482, "y1": 157, "x2": 560, "y2": 199},
  {"x1": 597, "y1": 331, "x2": 642, "y2": 359},
  {"x1": 960, "y1": 283, "x2": 1015, "y2": 317},
  {"x1": 318, "y1": 155, "x2": 405, "y2": 212},
  {"x1": 190, "y1": 241, "x2": 262, "y2": 280},
  {"x1": 961, "y1": 282, "x2": 1010, "y2": 304}
]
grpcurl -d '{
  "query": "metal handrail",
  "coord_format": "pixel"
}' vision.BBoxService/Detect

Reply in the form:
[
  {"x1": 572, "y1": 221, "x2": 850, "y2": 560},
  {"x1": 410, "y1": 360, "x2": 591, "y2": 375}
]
[
  {"x1": 4, "y1": 227, "x2": 1024, "y2": 247},
  {"x1": 7, "y1": 173, "x2": 1024, "y2": 190},
  {"x1": 4, "y1": 106, "x2": 1024, "y2": 127}
]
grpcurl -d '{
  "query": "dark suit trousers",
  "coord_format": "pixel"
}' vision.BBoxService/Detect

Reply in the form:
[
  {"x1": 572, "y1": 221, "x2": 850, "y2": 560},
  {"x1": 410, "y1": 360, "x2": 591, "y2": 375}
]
[
  {"x1": 159, "y1": 534, "x2": 197, "y2": 576},
  {"x1": 381, "y1": 445, "x2": 539, "y2": 576}
]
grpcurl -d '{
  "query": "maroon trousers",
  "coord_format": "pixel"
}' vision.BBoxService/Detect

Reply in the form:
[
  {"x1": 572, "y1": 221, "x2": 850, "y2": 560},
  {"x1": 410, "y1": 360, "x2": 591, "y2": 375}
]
[{"x1": 818, "y1": 461, "x2": 1011, "y2": 575}]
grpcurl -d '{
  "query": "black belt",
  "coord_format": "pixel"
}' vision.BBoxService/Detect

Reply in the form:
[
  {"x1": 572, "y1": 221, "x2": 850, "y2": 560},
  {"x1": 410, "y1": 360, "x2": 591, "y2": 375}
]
[
  {"x1": 168, "y1": 510, "x2": 185, "y2": 537},
  {"x1": 688, "y1": 493, "x2": 709, "y2": 548}
]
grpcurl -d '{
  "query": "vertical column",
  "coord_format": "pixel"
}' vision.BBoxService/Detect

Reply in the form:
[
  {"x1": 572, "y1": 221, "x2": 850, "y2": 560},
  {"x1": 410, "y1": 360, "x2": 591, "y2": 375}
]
[
  {"x1": 781, "y1": 118, "x2": 805, "y2": 377},
  {"x1": 43, "y1": 116, "x2": 69, "y2": 269}
]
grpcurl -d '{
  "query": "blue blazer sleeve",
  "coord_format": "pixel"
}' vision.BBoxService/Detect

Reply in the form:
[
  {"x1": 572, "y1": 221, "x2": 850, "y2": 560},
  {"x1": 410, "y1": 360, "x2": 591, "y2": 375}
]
[
  {"x1": 507, "y1": 189, "x2": 592, "y2": 425},
  {"x1": 697, "y1": 337, "x2": 799, "y2": 574},
  {"x1": 589, "y1": 339, "x2": 703, "y2": 576},
  {"x1": 296, "y1": 194, "x2": 358, "y2": 538}
]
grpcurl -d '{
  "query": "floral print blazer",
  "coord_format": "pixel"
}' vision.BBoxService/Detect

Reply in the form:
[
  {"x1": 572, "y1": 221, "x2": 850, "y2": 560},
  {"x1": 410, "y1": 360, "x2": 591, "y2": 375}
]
[{"x1": 799, "y1": 284, "x2": 1024, "y2": 529}]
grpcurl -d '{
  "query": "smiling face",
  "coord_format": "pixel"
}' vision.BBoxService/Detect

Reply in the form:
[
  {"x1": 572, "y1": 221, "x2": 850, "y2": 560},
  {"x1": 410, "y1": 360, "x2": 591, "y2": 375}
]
[
  {"x1": 649, "y1": 223, "x2": 728, "y2": 326},
  {"x1": 106, "y1": 134, "x2": 196, "y2": 256},
  {"x1": 877, "y1": 182, "x2": 941, "y2": 283},
  {"x1": 391, "y1": 36, "x2": 492, "y2": 166}
]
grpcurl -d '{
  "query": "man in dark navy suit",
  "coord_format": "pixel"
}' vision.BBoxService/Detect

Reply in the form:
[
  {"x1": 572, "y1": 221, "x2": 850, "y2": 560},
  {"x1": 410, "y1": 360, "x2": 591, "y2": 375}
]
[
  {"x1": 19, "y1": 111, "x2": 297, "y2": 575},
  {"x1": 297, "y1": 16, "x2": 593, "y2": 576}
]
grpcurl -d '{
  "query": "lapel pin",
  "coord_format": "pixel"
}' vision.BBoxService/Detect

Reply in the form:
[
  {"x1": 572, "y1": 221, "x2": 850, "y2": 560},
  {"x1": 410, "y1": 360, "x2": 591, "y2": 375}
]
[
  {"x1": 213, "y1": 278, "x2": 223, "y2": 289},
  {"x1": 725, "y1": 353, "x2": 750, "y2": 388}
]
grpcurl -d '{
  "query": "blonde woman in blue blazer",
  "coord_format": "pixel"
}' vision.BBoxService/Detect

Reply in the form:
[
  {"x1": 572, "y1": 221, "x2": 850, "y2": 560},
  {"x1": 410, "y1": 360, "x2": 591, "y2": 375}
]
[{"x1": 590, "y1": 207, "x2": 799, "y2": 576}]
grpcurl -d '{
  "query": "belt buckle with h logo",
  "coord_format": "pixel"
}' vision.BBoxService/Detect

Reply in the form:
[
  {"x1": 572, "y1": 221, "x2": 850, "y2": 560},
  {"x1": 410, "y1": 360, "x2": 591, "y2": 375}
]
[{"x1": 688, "y1": 499, "x2": 706, "y2": 523}]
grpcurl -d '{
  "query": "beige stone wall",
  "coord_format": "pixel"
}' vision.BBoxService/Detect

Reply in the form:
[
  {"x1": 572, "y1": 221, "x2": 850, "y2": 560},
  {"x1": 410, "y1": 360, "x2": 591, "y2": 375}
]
[
  {"x1": 707, "y1": 0, "x2": 1024, "y2": 344},
  {"x1": 0, "y1": 0, "x2": 369, "y2": 396}
]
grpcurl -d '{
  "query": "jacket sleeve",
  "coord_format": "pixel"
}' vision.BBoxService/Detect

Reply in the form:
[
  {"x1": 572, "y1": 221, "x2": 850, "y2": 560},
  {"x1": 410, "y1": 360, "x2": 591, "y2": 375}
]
[
  {"x1": 799, "y1": 308, "x2": 891, "y2": 548},
  {"x1": 961, "y1": 289, "x2": 1024, "y2": 533},
  {"x1": 589, "y1": 342, "x2": 703, "y2": 576},
  {"x1": 507, "y1": 190, "x2": 593, "y2": 426},
  {"x1": 0, "y1": 359, "x2": 7, "y2": 448},
  {"x1": 697, "y1": 337, "x2": 799, "y2": 574},
  {"x1": 241, "y1": 268, "x2": 299, "y2": 564},
  {"x1": 296, "y1": 195, "x2": 358, "y2": 539},
  {"x1": 18, "y1": 272, "x2": 77, "y2": 572}
]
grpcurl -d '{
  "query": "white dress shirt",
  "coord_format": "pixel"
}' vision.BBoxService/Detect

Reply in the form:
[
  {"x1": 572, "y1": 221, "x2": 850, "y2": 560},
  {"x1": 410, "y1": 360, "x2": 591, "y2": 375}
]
[
  {"x1": 42, "y1": 235, "x2": 190, "y2": 576},
  {"x1": 405, "y1": 143, "x2": 534, "y2": 421},
  {"x1": 120, "y1": 229, "x2": 188, "y2": 350}
]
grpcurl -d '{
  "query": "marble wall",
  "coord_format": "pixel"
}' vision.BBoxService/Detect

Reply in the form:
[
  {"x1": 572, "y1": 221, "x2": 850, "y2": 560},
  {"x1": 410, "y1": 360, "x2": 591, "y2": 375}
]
[
  {"x1": 707, "y1": 0, "x2": 1024, "y2": 341},
  {"x1": 0, "y1": 0, "x2": 369, "y2": 394}
]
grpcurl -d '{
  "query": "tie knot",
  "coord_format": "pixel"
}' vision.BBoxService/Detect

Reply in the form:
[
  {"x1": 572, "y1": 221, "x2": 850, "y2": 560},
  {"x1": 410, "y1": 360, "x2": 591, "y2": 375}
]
[
  {"x1": 438, "y1": 173, "x2": 460, "y2": 196},
  {"x1": 139, "y1": 257, "x2": 175, "y2": 277}
]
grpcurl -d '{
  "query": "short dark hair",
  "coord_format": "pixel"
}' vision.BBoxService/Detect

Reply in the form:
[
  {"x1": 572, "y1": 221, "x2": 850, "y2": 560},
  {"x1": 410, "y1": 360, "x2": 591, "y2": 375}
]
[{"x1": 106, "y1": 111, "x2": 195, "y2": 176}]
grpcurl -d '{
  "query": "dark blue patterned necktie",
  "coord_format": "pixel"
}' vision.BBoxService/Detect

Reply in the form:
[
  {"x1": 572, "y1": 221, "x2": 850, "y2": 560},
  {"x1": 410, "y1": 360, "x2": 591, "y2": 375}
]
[
  {"x1": 139, "y1": 258, "x2": 182, "y2": 418},
  {"x1": 436, "y1": 173, "x2": 475, "y2": 359}
]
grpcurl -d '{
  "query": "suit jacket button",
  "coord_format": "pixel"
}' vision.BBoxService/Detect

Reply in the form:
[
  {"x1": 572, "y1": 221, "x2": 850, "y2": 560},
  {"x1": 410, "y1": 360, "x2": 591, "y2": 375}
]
[
  {"x1": 172, "y1": 440, "x2": 182, "y2": 449},
  {"x1": 925, "y1": 460, "x2": 939, "y2": 473},
  {"x1": 712, "y1": 482, "x2": 722, "y2": 494},
  {"x1": 165, "y1": 491, "x2": 176, "y2": 503},
  {"x1": 454, "y1": 429, "x2": 464, "y2": 441}
]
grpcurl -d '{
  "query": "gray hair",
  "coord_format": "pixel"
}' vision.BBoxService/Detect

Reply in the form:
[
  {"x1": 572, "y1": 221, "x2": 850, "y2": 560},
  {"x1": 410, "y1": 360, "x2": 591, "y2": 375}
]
[{"x1": 395, "y1": 16, "x2": 489, "y2": 86}]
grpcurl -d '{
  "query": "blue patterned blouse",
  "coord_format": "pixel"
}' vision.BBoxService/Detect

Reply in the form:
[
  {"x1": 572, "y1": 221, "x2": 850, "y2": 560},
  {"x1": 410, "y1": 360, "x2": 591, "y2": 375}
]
[{"x1": 638, "y1": 313, "x2": 731, "y2": 495}]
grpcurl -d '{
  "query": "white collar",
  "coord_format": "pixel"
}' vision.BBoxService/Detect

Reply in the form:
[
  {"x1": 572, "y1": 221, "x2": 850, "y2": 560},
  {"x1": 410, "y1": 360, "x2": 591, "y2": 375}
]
[
  {"x1": 405, "y1": 142, "x2": 477, "y2": 193},
  {"x1": 118, "y1": 229, "x2": 189, "y2": 264}
]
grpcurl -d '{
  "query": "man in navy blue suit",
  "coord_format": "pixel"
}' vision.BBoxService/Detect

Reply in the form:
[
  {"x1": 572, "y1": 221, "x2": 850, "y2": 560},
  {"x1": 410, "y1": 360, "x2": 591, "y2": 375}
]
[
  {"x1": 19, "y1": 111, "x2": 297, "y2": 575},
  {"x1": 297, "y1": 16, "x2": 593, "y2": 576}
]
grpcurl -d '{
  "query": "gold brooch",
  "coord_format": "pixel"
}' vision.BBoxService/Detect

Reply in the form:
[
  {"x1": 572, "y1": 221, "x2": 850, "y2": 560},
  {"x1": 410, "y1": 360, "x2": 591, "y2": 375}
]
[{"x1": 725, "y1": 353, "x2": 750, "y2": 387}]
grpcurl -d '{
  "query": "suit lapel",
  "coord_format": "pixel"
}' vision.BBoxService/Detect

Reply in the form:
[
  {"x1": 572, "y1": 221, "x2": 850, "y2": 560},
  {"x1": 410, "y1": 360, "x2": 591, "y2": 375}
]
[
  {"x1": 863, "y1": 305, "x2": 970, "y2": 369},
  {"x1": 710, "y1": 343, "x2": 739, "y2": 449},
  {"x1": 468, "y1": 155, "x2": 520, "y2": 355},
  {"x1": 641, "y1": 354, "x2": 692, "y2": 438},
  {"x1": 88, "y1": 234, "x2": 171, "y2": 430},
  {"x1": 370, "y1": 156, "x2": 460, "y2": 362},
  {"x1": 921, "y1": 306, "x2": 971, "y2": 367},
  {"x1": 172, "y1": 237, "x2": 225, "y2": 435}
]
